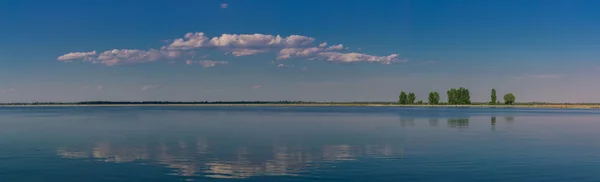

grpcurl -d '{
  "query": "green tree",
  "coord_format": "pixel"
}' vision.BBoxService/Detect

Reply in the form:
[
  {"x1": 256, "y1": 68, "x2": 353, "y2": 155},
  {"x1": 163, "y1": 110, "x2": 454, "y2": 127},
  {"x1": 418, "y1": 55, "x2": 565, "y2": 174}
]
[
  {"x1": 399, "y1": 91, "x2": 408, "y2": 104},
  {"x1": 447, "y1": 87, "x2": 471, "y2": 105},
  {"x1": 428, "y1": 92, "x2": 440, "y2": 105},
  {"x1": 417, "y1": 100, "x2": 423, "y2": 104},
  {"x1": 504, "y1": 93, "x2": 516, "y2": 105},
  {"x1": 460, "y1": 87, "x2": 471, "y2": 104},
  {"x1": 490, "y1": 89, "x2": 497, "y2": 105},
  {"x1": 447, "y1": 88, "x2": 457, "y2": 104},
  {"x1": 408, "y1": 92, "x2": 416, "y2": 104}
]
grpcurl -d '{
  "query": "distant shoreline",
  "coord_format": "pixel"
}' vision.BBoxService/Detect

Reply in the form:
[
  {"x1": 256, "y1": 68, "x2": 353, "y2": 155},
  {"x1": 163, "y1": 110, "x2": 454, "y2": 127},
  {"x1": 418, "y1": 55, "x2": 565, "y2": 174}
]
[{"x1": 1, "y1": 103, "x2": 599, "y2": 109}]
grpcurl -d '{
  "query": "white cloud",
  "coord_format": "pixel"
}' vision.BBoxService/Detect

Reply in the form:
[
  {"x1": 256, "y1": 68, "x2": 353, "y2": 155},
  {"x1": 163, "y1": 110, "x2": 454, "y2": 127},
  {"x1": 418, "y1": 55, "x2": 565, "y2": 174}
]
[
  {"x1": 57, "y1": 51, "x2": 96, "y2": 61},
  {"x1": 96, "y1": 85, "x2": 103, "y2": 90},
  {"x1": 301, "y1": 67, "x2": 309, "y2": 71},
  {"x1": 277, "y1": 47, "x2": 322, "y2": 59},
  {"x1": 252, "y1": 85, "x2": 261, "y2": 89},
  {"x1": 199, "y1": 60, "x2": 228, "y2": 68},
  {"x1": 325, "y1": 44, "x2": 344, "y2": 51},
  {"x1": 96, "y1": 49, "x2": 163, "y2": 66},
  {"x1": 278, "y1": 47, "x2": 402, "y2": 64},
  {"x1": 58, "y1": 32, "x2": 404, "y2": 66},
  {"x1": 185, "y1": 60, "x2": 195, "y2": 65},
  {"x1": 141, "y1": 85, "x2": 159, "y2": 91},
  {"x1": 315, "y1": 52, "x2": 401, "y2": 64},
  {"x1": 221, "y1": 3, "x2": 228, "y2": 9},
  {"x1": 276, "y1": 64, "x2": 294, "y2": 68},
  {"x1": 230, "y1": 49, "x2": 267, "y2": 56},
  {"x1": 167, "y1": 33, "x2": 315, "y2": 55},
  {"x1": 58, "y1": 49, "x2": 170, "y2": 66}
]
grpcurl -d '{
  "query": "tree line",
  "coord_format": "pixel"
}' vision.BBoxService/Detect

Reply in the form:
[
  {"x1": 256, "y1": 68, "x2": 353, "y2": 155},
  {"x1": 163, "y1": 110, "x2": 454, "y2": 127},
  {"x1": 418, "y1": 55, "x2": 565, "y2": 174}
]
[{"x1": 398, "y1": 88, "x2": 516, "y2": 105}]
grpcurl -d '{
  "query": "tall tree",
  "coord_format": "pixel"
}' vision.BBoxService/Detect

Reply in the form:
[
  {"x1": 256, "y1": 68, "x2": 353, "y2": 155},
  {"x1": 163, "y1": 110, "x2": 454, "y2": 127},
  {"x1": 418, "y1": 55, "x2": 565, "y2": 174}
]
[
  {"x1": 447, "y1": 87, "x2": 470, "y2": 104},
  {"x1": 399, "y1": 91, "x2": 408, "y2": 104},
  {"x1": 408, "y1": 92, "x2": 416, "y2": 104},
  {"x1": 460, "y1": 87, "x2": 471, "y2": 104},
  {"x1": 428, "y1": 92, "x2": 436, "y2": 105},
  {"x1": 490, "y1": 89, "x2": 497, "y2": 105},
  {"x1": 447, "y1": 88, "x2": 458, "y2": 104},
  {"x1": 504, "y1": 93, "x2": 516, "y2": 105}
]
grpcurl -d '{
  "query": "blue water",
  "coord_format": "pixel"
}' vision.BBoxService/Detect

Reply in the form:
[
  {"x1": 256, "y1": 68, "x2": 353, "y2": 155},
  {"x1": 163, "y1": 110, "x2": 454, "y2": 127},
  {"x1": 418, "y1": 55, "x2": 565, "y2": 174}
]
[{"x1": 2, "y1": 106, "x2": 600, "y2": 181}]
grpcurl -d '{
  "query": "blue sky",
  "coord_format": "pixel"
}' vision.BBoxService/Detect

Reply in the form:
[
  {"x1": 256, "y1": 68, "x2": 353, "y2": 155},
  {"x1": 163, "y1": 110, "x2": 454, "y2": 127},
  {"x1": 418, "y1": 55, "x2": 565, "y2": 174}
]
[{"x1": 1, "y1": 0, "x2": 599, "y2": 102}]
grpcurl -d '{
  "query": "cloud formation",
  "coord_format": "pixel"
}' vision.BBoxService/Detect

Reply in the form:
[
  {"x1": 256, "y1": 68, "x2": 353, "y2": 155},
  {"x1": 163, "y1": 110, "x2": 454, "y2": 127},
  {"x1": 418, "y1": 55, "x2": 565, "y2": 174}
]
[
  {"x1": 325, "y1": 44, "x2": 344, "y2": 51},
  {"x1": 57, "y1": 32, "x2": 402, "y2": 66},
  {"x1": 57, "y1": 51, "x2": 97, "y2": 61},
  {"x1": 186, "y1": 60, "x2": 228, "y2": 67},
  {"x1": 200, "y1": 60, "x2": 228, "y2": 68},
  {"x1": 221, "y1": 3, "x2": 228, "y2": 9},
  {"x1": 277, "y1": 47, "x2": 401, "y2": 64},
  {"x1": 276, "y1": 63, "x2": 294, "y2": 68},
  {"x1": 166, "y1": 33, "x2": 315, "y2": 54},
  {"x1": 141, "y1": 85, "x2": 159, "y2": 91}
]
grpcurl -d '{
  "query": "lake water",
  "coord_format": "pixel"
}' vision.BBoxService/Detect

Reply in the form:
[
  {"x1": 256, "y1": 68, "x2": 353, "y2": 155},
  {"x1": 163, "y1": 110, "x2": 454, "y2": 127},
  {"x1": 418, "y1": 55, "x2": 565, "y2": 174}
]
[{"x1": 2, "y1": 106, "x2": 600, "y2": 181}]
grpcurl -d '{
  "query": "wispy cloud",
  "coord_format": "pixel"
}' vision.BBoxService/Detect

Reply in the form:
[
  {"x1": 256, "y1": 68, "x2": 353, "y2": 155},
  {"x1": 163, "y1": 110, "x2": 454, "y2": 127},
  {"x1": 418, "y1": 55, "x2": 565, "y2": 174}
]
[
  {"x1": 276, "y1": 63, "x2": 295, "y2": 68},
  {"x1": 201, "y1": 60, "x2": 228, "y2": 68},
  {"x1": 57, "y1": 51, "x2": 96, "y2": 62},
  {"x1": 220, "y1": 3, "x2": 228, "y2": 9},
  {"x1": 141, "y1": 85, "x2": 159, "y2": 91},
  {"x1": 252, "y1": 85, "x2": 261, "y2": 89},
  {"x1": 185, "y1": 60, "x2": 228, "y2": 68},
  {"x1": 277, "y1": 47, "x2": 403, "y2": 64},
  {"x1": 58, "y1": 32, "x2": 404, "y2": 66},
  {"x1": 324, "y1": 44, "x2": 344, "y2": 51}
]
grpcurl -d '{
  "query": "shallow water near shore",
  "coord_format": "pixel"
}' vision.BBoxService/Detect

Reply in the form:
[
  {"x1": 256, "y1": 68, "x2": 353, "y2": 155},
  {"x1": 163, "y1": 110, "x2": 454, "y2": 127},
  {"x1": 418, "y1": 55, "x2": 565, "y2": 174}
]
[{"x1": 2, "y1": 106, "x2": 600, "y2": 181}]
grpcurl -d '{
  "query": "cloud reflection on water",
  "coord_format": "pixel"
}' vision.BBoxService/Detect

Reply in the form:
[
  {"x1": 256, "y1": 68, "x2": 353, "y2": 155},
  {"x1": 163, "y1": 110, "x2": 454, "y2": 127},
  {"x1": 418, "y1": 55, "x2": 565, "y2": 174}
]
[{"x1": 56, "y1": 137, "x2": 402, "y2": 179}]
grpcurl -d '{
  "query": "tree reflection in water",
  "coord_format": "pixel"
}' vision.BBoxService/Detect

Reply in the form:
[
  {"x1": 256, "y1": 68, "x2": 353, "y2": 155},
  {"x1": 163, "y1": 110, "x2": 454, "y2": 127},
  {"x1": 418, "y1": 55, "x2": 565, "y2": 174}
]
[
  {"x1": 447, "y1": 118, "x2": 470, "y2": 128},
  {"x1": 491, "y1": 116, "x2": 497, "y2": 130}
]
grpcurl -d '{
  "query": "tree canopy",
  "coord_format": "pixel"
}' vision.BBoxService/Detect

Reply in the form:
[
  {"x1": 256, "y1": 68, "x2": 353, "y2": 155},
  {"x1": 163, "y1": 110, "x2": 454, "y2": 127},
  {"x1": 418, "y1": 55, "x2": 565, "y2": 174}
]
[
  {"x1": 447, "y1": 87, "x2": 471, "y2": 105},
  {"x1": 408, "y1": 92, "x2": 416, "y2": 104},
  {"x1": 504, "y1": 93, "x2": 516, "y2": 105},
  {"x1": 399, "y1": 92, "x2": 408, "y2": 104},
  {"x1": 428, "y1": 92, "x2": 440, "y2": 105},
  {"x1": 490, "y1": 89, "x2": 497, "y2": 105}
]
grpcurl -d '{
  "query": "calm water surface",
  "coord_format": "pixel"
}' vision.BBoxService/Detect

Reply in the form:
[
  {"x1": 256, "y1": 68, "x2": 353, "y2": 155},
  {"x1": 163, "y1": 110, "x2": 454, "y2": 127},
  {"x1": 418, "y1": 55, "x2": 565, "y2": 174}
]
[{"x1": 2, "y1": 106, "x2": 600, "y2": 181}]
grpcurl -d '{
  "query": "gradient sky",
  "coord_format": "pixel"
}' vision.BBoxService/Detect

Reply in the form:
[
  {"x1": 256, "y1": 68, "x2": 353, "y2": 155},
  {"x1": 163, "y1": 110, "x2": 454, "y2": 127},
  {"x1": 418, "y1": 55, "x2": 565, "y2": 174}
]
[{"x1": 1, "y1": 0, "x2": 600, "y2": 103}]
